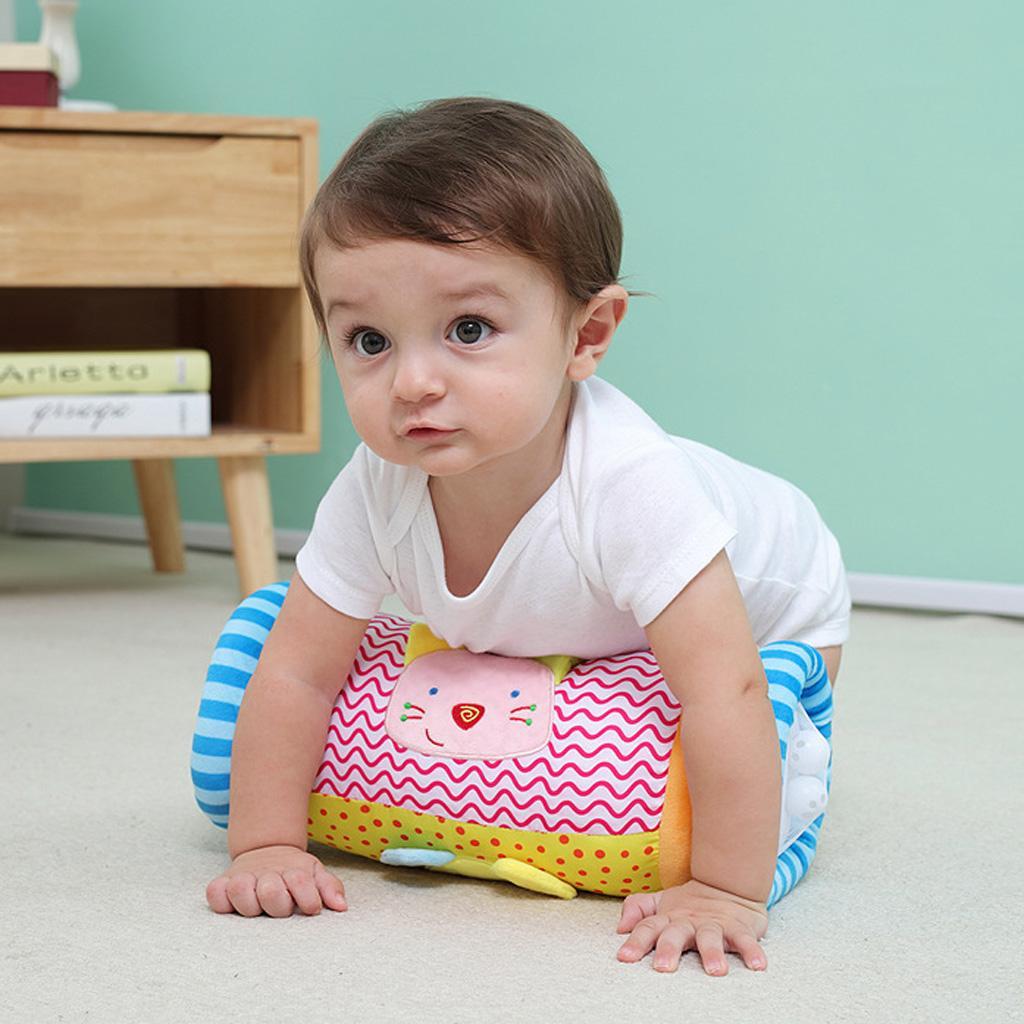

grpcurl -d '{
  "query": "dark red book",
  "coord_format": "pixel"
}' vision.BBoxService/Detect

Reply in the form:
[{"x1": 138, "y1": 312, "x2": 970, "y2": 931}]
[{"x1": 0, "y1": 44, "x2": 59, "y2": 107}]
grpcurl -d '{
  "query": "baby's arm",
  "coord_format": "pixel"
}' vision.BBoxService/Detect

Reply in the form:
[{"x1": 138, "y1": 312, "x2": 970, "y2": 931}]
[
  {"x1": 205, "y1": 571, "x2": 372, "y2": 917},
  {"x1": 616, "y1": 550, "x2": 779, "y2": 973}
]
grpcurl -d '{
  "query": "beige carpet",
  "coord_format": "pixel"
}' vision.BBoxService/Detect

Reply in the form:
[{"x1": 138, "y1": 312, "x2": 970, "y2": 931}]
[{"x1": 2, "y1": 532, "x2": 1021, "y2": 1023}]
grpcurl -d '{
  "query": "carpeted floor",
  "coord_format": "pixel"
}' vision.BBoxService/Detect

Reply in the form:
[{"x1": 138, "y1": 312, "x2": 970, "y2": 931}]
[{"x1": 1, "y1": 532, "x2": 1021, "y2": 1023}]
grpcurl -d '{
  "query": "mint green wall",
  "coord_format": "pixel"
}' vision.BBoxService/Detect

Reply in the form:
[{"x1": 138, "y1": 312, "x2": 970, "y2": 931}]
[{"x1": 16, "y1": 1, "x2": 1023, "y2": 584}]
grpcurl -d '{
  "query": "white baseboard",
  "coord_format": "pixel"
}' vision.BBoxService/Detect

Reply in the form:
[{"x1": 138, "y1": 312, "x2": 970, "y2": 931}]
[
  {"x1": 6, "y1": 505, "x2": 1024, "y2": 618},
  {"x1": 5, "y1": 504, "x2": 308, "y2": 558}
]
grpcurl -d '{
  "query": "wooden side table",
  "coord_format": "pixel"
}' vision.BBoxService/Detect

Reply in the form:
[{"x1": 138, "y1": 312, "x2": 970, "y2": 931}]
[{"x1": 0, "y1": 109, "x2": 320, "y2": 595}]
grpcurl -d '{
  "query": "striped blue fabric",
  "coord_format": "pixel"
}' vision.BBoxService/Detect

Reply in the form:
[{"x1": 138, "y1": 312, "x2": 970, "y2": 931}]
[
  {"x1": 760, "y1": 641, "x2": 834, "y2": 908},
  {"x1": 191, "y1": 588, "x2": 833, "y2": 907},
  {"x1": 190, "y1": 581, "x2": 290, "y2": 827}
]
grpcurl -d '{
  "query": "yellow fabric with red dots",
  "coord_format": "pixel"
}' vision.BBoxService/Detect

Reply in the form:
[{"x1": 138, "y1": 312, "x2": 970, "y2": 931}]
[{"x1": 306, "y1": 793, "x2": 664, "y2": 896}]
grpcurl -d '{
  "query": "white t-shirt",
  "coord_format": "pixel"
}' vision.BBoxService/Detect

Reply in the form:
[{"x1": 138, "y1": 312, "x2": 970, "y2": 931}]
[{"x1": 295, "y1": 376, "x2": 851, "y2": 658}]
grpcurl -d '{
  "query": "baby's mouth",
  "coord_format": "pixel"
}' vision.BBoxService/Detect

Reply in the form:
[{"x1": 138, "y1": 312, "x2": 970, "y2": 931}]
[
  {"x1": 425, "y1": 729, "x2": 445, "y2": 747},
  {"x1": 405, "y1": 427, "x2": 457, "y2": 442}
]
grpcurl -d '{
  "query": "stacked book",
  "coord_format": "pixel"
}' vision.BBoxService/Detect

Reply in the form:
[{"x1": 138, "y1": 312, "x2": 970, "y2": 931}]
[
  {"x1": 0, "y1": 350, "x2": 212, "y2": 438},
  {"x1": 0, "y1": 43, "x2": 59, "y2": 107}
]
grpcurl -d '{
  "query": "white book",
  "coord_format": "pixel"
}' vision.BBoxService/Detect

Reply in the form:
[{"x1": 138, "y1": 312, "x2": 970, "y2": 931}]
[{"x1": 0, "y1": 392, "x2": 211, "y2": 438}]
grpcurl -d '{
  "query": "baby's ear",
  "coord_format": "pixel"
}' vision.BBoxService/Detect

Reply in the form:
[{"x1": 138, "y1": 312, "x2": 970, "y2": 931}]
[{"x1": 566, "y1": 285, "x2": 629, "y2": 381}]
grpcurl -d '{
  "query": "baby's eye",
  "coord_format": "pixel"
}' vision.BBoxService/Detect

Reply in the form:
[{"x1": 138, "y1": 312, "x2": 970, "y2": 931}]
[
  {"x1": 447, "y1": 318, "x2": 493, "y2": 346},
  {"x1": 346, "y1": 328, "x2": 390, "y2": 357}
]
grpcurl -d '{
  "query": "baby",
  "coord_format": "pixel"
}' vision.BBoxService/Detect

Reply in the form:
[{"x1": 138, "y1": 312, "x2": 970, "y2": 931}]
[{"x1": 205, "y1": 96, "x2": 851, "y2": 976}]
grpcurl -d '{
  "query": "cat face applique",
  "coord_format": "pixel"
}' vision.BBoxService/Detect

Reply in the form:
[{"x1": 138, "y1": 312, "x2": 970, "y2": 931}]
[{"x1": 384, "y1": 649, "x2": 554, "y2": 759}]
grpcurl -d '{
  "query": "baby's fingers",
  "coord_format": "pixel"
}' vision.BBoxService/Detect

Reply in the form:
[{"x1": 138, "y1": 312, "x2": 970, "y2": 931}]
[
  {"x1": 206, "y1": 875, "x2": 234, "y2": 914},
  {"x1": 616, "y1": 892, "x2": 660, "y2": 933},
  {"x1": 694, "y1": 923, "x2": 728, "y2": 976},
  {"x1": 617, "y1": 914, "x2": 668, "y2": 963},
  {"x1": 727, "y1": 930, "x2": 767, "y2": 972},
  {"x1": 254, "y1": 872, "x2": 296, "y2": 918},
  {"x1": 222, "y1": 872, "x2": 264, "y2": 917},
  {"x1": 313, "y1": 862, "x2": 348, "y2": 912},
  {"x1": 282, "y1": 868, "x2": 324, "y2": 915}
]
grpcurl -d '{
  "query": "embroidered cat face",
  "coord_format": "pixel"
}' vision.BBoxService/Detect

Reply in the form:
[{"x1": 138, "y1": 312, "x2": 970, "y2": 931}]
[{"x1": 385, "y1": 649, "x2": 554, "y2": 759}]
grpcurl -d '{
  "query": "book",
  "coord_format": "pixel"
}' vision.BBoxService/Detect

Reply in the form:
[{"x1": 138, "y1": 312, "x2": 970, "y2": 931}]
[
  {"x1": 0, "y1": 393, "x2": 211, "y2": 438},
  {"x1": 0, "y1": 350, "x2": 211, "y2": 396},
  {"x1": 0, "y1": 44, "x2": 59, "y2": 107}
]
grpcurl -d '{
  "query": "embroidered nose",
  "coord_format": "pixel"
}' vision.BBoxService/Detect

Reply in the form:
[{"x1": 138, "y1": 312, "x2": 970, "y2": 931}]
[{"x1": 452, "y1": 703, "x2": 485, "y2": 730}]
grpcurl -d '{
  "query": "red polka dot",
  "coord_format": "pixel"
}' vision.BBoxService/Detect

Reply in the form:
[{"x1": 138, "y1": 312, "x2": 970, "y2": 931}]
[
  {"x1": 455, "y1": 826, "x2": 466, "y2": 835},
  {"x1": 372, "y1": 819, "x2": 382, "y2": 828},
  {"x1": 556, "y1": 858, "x2": 565, "y2": 866},
  {"x1": 476, "y1": 855, "x2": 486, "y2": 861},
  {"x1": 514, "y1": 843, "x2": 523, "y2": 851},
  {"x1": 470, "y1": 840, "x2": 480, "y2": 847},
  {"x1": 455, "y1": 844, "x2": 464, "y2": 851},
  {"x1": 319, "y1": 809, "x2": 327, "y2": 816},
  {"x1": 601, "y1": 867, "x2": 610, "y2": 874},
  {"x1": 414, "y1": 828, "x2": 423, "y2": 835},
  {"x1": 558, "y1": 872, "x2": 566, "y2": 878},
  {"x1": 490, "y1": 838, "x2": 501, "y2": 847},
  {"x1": 400, "y1": 834, "x2": 409, "y2": 841},
  {"x1": 427, "y1": 842, "x2": 434, "y2": 847},
  {"x1": 623, "y1": 878, "x2": 633, "y2": 884},
  {"x1": 497, "y1": 853, "x2": 506, "y2": 859},
  {"x1": 599, "y1": 880, "x2": 608, "y2": 886},
  {"x1": 360, "y1": 805, "x2": 370, "y2": 813},
  {"x1": 436, "y1": 816, "x2": 446, "y2": 823},
  {"x1": 392, "y1": 820, "x2": 402, "y2": 828},
  {"x1": 578, "y1": 870, "x2": 588, "y2": 877},
  {"x1": 537, "y1": 845, "x2": 546, "y2": 854},
  {"x1": 357, "y1": 825, "x2": 367, "y2": 833},
  {"x1": 632, "y1": 865, "x2": 640, "y2": 872},
  {"x1": 306, "y1": 818, "x2": 313, "y2": 826},
  {"x1": 573, "y1": 849, "x2": 584, "y2": 859},
  {"x1": 361, "y1": 840, "x2": 370, "y2": 846},
  {"x1": 329, "y1": 824, "x2": 337, "y2": 831},
  {"x1": 643, "y1": 846, "x2": 654, "y2": 855},
  {"x1": 381, "y1": 838, "x2": 389, "y2": 844},
  {"x1": 620, "y1": 851, "x2": 630, "y2": 859},
  {"x1": 619, "y1": 889, "x2": 630, "y2": 895},
  {"x1": 558, "y1": 835, "x2": 570, "y2": 845},
  {"x1": 339, "y1": 812, "x2": 348, "y2": 820},
  {"x1": 526, "y1": 858, "x2": 534, "y2": 864},
  {"x1": 595, "y1": 850, "x2": 606, "y2": 859},
  {"x1": 436, "y1": 832, "x2": 444, "y2": 840},
  {"x1": 642, "y1": 886, "x2": 651, "y2": 891},
  {"x1": 644, "y1": 872, "x2": 652, "y2": 879}
]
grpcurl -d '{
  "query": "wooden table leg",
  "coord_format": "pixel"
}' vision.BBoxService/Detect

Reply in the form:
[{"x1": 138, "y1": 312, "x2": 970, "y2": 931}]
[
  {"x1": 218, "y1": 454, "x2": 280, "y2": 597},
  {"x1": 132, "y1": 458, "x2": 186, "y2": 573}
]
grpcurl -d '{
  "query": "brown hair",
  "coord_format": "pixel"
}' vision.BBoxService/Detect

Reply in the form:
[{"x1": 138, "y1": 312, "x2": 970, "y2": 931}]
[{"x1": 299, "y1": 96, "x2": 649, "y2": 337}]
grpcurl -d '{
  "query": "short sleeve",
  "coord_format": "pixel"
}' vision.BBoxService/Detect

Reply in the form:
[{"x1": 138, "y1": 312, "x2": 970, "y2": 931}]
[
  {"x1": 583, "y1": 443, "x2": 738, "y2": 627},
  {"x1": 294, "y1": 446, "x2": 395, "y2": 619}
]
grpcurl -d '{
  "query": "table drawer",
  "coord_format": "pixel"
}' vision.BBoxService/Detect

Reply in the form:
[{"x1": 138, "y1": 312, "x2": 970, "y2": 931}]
[{"x1": 0, "y1": 130, "x2": 301, "y2": 286}]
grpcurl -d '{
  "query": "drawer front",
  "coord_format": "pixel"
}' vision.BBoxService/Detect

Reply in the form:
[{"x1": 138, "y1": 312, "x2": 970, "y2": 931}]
[{"x1": 0, "y1": 131, "x2": 302, "y2": 286}]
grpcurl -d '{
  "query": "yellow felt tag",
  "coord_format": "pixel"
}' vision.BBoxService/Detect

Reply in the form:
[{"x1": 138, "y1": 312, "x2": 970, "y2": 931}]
[{"x1": 403, "y1": 622, "x2": 577, "y2": 685}]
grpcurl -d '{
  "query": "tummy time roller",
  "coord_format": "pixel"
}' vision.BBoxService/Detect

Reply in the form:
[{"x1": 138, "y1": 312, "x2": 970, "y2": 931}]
[{"x1": 193, "y1": 583, "x2": 834, "y2": 907}]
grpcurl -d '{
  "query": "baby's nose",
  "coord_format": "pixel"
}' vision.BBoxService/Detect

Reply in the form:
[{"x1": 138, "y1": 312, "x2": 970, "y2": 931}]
[
  {"x1": 391, "y1": 350, "x2": 445, "y2": 403},
  {"x1": 452, "y1": 703, "x2": 485, "y2": 731}
]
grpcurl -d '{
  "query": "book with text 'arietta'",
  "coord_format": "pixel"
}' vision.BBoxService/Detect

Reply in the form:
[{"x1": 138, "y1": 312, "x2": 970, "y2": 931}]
[{"x1": 0, "y1": 350, "x2": 211, "y2": 396}]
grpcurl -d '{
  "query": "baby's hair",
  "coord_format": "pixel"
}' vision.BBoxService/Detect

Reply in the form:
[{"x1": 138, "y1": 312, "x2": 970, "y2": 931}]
[{"x1": 300, "y1": 96, "x2": 650, "y2": 337}]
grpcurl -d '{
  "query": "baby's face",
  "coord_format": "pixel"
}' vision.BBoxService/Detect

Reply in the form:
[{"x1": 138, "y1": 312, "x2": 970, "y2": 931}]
[{"x1": 314, "y1": 238, "x2": 580, "y2": 482}]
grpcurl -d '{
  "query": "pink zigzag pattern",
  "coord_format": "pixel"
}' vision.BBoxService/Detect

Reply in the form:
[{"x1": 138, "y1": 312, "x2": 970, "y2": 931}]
[
  {"x1": 320, "y1": 739, "x2": 668, "y2": 787},
  {"x1": 315, "y1": 617, "x2": 677, "y2": 833}
]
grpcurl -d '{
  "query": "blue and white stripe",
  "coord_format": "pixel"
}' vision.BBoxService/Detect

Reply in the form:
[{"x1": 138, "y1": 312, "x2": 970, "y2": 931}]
[
  {"x1": 190, "y1": 582, "x2": 289, "y2": 827},
  {"x1": 760, "y1": 641, "x2": 834, "y2": 908}
]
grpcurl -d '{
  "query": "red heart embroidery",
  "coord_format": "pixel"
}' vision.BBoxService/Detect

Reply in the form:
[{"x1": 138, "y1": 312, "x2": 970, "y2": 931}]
[{"x1": 452, "y1": 703, "x2": 485, "y2": 730}]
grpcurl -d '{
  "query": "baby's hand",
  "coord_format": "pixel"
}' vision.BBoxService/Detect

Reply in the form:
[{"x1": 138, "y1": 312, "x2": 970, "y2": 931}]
[
  {"x1": 615, "y1": 879, "x2": 768, "y2": 975},
  {"x1": 205, "y1": 845, "x2": 348, "y2": 918}
]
